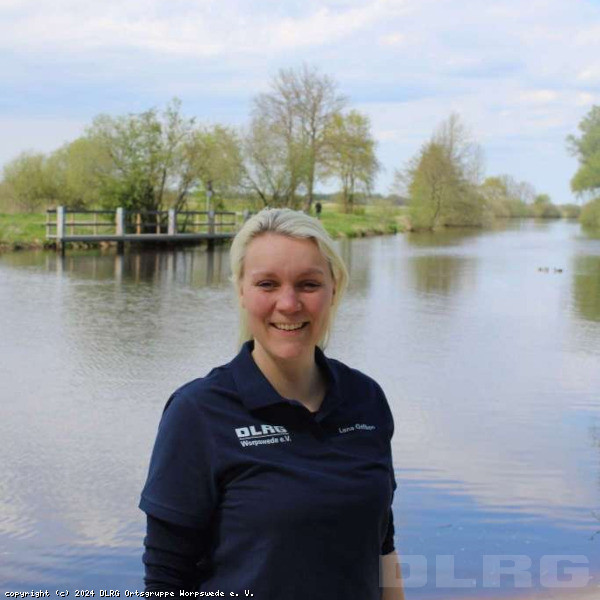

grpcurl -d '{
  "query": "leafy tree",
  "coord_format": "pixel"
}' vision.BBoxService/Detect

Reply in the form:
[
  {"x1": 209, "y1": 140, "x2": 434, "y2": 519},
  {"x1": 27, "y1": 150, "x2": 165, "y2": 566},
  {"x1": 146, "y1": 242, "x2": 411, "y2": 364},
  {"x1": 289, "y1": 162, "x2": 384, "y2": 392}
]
[
  {"x1": 400, "y1": 114, "x2": 487, "y2": 230},
  {"x1": 433, "y1": 112, "x2": 484, "y2": 186},
  {"x1": 248, "y1": 64, "x2": 346, "y2": 209},
  {"x1": 559, "y1": 204, "x2": 581, "y2": 219},
  {"x1": 567, "y1": 105, "x2": 600, "y2": 198},
  {"x1": 241, "y1": 113, "x2": 304, "y2": 208},
  {"x1": 407, "y1": 141, "x2": 463, "y2": 229},
  {"x1": 478, "y1": 175, "x2": 533, "y2": 218},
  {"x1": 323, "y1": 111, "x2": 380, "y2": 213},
  {"x1": 479, "y1": 177, "x2": 512, "y2": 217},
  {"x1": 45, "y1": 137, "x2": 110, "y2": 208},
  {"x1": 531, "y1": 193, "x2": 560, "y2": 218},
  {"x1": 580, "y1": 198, "x2": 600, "y2": 229},
  {"x1": 2, "y1": 151, "x2": 56, "y2": 212},
  {"x1": 187, "y1": 125, "x2": 243, "y2": 208},
  {"x1": 83, "y1": 99, "x2": 242, "y2": 213}
]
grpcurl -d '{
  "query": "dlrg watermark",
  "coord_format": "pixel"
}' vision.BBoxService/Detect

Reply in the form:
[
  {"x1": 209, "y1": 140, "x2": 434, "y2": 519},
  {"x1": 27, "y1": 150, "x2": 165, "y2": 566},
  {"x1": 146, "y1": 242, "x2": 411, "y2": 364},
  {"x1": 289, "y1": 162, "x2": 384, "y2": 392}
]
[{"x1": 381, "y1": 554, "x2": 596, "y2": 589}]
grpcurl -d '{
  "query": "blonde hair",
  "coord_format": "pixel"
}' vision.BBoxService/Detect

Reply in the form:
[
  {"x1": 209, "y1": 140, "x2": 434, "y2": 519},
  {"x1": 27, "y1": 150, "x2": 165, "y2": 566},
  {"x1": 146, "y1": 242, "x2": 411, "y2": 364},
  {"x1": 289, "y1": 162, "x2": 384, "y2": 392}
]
[{"x1": 229, "y1": 208, "x2": 349, "y2": 349}]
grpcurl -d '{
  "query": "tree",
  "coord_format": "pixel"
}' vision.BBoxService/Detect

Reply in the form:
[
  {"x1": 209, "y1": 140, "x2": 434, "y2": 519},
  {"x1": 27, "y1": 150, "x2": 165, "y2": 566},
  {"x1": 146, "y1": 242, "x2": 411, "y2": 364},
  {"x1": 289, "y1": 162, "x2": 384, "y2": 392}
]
[
  {"x1": 433, "y1": 112, "x2": 485, "y2": 186},
  {"x1": 45, "y1": 137, "x2": 111, "y2": 208},
  {"x1": 188, "y1": 125, "x2": 243, "y2": 207},
  {"x1": 406, "y1": 141, "x2": 464, "y2": 229},
  {"x1": 399, "y1": 114, "x2": 487, "y2": 230},
  {"x1": 324, "y1": 111, "x2": 380, "y2": 213},
  {"x1": 241, "y1": 114, "x2": 304, "y2": 208},
  {"x1": 2, "y1": 151, "x2": 56, "y2": 212},
  {"x1": 567, "y1": 105, "x2": 600, "y2": 198},
  {"x1": 84, "y1": 99, "x2": 239, "y2": 214},
  {"x1": 249, "y1": 64, "x2": 346, "y2": 209},
  {"x1": 580, "y1": 198, "x2": 600, "y2": 229},
  {"x1": 479, "y1": 176, "x2": 530, "y2": 218},
  {"x1": 531, "y1": 193, "x2": 560, "y2": 218}
]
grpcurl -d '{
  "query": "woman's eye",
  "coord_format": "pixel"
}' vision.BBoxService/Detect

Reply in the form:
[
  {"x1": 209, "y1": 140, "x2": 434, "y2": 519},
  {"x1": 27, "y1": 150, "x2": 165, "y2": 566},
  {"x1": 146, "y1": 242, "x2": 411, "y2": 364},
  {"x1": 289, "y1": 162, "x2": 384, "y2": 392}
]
[
  {"x1": 301, "y1": 281, "x2": 321, "y2": 290},
  {"x1": 257, "y1": 281, "x2": 276, "y2": 289}
]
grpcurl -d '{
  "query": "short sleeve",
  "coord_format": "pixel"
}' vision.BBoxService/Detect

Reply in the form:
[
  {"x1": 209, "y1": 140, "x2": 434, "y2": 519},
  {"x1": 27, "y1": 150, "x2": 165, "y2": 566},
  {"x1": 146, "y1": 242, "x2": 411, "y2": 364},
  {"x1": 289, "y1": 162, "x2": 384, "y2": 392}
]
[{"x1": 139, "y1": 392, "x2": 218, "y2": 529}]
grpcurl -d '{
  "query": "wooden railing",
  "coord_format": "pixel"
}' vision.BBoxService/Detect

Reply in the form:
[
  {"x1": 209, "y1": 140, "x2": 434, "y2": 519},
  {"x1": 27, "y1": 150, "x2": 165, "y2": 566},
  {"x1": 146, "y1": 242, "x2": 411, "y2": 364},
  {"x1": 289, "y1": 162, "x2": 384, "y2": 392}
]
[
  {"x1": 46, "y1": 207, "x2": 252, "y2": 252},
  {"x1": 46, "y1": 207, "x2": 250, "y2": 237}
]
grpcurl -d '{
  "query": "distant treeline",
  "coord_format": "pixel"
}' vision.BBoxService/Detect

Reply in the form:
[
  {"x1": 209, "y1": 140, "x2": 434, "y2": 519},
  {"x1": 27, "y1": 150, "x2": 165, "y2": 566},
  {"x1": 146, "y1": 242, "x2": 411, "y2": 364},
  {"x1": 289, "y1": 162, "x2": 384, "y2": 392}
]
[
  {"x1": 0, "y1": 66, "x2": 379, "y2": 217},
  {"x1": 1, "y1": 66, "x2": 599, "y2": 231},
  {"x1": 393, "y1": 112, "x2": 590, "y2": 230}
]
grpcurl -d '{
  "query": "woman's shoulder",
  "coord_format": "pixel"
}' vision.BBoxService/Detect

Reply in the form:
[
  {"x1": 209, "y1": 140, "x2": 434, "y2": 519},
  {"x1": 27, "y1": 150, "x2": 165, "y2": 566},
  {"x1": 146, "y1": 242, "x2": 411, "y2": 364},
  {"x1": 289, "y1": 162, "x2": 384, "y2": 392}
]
[
  {"x1": 164, "y1": 360, "x2": 239, "y2": 414},
  {"x1": 326, "y1": 355, "x2": 387, "y2": 398}
]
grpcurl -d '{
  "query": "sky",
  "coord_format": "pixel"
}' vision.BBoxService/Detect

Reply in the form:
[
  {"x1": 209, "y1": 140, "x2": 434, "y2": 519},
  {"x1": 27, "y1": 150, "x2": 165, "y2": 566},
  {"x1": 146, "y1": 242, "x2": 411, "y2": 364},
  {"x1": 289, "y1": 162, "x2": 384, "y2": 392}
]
[{"x1": 1, "y1": 0, "x2": 599, "y2": 202}]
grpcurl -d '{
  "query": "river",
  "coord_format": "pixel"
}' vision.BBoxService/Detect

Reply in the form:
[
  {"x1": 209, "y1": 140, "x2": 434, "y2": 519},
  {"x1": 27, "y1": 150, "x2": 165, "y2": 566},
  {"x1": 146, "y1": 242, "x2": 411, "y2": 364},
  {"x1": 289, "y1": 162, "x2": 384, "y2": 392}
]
[{"x1": 0, "y1": 219, "x2": 599, "y2": 598}]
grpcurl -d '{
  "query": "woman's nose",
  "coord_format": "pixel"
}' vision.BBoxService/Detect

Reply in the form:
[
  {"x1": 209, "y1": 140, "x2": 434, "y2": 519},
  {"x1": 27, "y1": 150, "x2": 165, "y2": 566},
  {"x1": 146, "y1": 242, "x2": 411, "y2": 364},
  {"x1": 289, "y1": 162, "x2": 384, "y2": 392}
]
[{"x1": 276, "y1": 285, "x2": 301, "y2": 312}]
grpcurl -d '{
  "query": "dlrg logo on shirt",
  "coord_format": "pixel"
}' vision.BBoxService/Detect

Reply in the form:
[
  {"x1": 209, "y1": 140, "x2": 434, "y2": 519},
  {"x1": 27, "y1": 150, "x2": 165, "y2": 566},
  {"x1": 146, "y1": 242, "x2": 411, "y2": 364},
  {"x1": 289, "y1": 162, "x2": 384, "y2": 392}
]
[{"x1": 235, "y1": 424, "x2": 292, "y2": 447}]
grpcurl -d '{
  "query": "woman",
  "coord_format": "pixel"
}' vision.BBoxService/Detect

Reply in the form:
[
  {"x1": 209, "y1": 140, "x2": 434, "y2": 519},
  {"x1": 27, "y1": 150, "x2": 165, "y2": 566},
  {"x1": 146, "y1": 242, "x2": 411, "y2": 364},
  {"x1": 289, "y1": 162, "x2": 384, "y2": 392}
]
[{"x1": 140, "y1": 208, "x2": 404, "y2": 599}]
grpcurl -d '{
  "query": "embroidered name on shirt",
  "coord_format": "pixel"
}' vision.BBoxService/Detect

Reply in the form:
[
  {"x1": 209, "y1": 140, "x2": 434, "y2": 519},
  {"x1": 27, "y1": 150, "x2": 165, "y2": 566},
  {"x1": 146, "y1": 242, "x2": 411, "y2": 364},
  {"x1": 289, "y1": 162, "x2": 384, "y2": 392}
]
[
  {"x1": 338, "y1": 423, "x2": 376, "y2": 434},
  {"x1": 235, "y1": 424, "x2": 292, "y2": 447}
]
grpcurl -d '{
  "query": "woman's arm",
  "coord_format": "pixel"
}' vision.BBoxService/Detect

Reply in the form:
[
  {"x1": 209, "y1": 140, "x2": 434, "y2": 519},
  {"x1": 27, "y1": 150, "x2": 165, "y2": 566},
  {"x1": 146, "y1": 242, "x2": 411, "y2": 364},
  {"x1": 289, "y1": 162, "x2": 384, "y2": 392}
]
[
  {"x1": 381, "y1": 550, "x2": 406, "y2": 600},
  {"x1": 143, "y1": 515, "x2": 208, "y2": 591}
]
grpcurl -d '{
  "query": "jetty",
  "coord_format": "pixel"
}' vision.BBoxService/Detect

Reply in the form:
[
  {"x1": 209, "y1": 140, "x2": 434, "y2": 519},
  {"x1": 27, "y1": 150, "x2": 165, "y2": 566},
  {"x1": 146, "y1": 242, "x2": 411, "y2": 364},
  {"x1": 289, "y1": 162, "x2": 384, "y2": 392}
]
[{"x1": 46, "y1": 207, "x2": 250, "y2": 253}]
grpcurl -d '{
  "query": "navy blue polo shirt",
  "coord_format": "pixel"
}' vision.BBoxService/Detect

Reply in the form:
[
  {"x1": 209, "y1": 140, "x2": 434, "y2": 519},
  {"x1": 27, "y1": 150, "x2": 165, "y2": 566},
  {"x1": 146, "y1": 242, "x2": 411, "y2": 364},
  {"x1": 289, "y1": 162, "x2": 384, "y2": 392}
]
[{"x1": 140, "y1": 340, "x2": 396, "y2": 599}]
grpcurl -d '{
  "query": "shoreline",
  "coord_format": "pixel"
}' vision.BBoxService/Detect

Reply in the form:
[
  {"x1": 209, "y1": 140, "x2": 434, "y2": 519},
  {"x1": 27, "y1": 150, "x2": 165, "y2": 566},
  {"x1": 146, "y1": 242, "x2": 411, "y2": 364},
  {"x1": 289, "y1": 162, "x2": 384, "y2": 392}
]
[{"x1": 0, "y1": 225, "x2": 403, "y2": 254}]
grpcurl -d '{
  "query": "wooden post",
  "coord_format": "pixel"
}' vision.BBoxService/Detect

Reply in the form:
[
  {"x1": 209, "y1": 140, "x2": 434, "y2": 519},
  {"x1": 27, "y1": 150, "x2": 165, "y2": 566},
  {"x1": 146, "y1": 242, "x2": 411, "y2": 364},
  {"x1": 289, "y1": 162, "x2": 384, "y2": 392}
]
[
  {"x1": 168, "y1": 209, "x2": 176, "y2": 235},
  {"x1": 46, "y1": 210, "x2": 50, "y2": 239},
  {"x1": 207, "y1": 210, "x2": 215, "y2": 250},
  {"x1": 116, "y1": 207, "x2": 125, "y2": 254},
  {"x1": 94, "y1": 212, "x2": 98, "y2": 235},
  {"x1": 136, "y1": 212, "x2": 141, "y2": 235},
  {"x1": 56, "y1": 206, "x2": 65, "y2": 254}
]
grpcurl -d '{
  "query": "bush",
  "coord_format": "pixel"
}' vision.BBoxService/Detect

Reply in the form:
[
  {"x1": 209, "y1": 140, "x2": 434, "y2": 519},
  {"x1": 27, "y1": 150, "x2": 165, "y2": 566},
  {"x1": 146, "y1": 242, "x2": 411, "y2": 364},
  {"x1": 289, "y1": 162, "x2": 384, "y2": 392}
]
[
  {"x1": 559, "y1": 204, "x2": 581, "y2": 219},
  {"x1": 580, "y1": 197, "x2": 600, "y2": 229},
  {"x1": 530, "y1": 202, "x2": 561, "y2": 218}
]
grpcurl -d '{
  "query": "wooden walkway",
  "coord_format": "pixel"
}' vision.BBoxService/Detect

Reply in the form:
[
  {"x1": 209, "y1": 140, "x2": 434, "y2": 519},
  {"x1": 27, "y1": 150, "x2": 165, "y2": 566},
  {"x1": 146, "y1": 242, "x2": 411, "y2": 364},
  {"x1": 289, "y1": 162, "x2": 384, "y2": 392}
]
[{"x1": 46, "y1": 207, "x2": 250, "y2": 253}]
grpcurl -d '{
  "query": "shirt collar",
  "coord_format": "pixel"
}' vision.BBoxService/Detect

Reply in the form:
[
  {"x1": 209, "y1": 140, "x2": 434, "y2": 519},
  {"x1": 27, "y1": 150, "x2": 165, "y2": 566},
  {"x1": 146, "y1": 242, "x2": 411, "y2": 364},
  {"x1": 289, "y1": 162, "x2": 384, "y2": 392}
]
[{"x1": 230, "y1": 340, "x2": 343, "y2": 418}]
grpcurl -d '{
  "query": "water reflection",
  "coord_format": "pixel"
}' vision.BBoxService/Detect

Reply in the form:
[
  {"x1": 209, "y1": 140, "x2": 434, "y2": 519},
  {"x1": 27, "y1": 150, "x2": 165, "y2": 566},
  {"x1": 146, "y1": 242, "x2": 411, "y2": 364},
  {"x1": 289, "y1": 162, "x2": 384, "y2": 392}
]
[
  {"x1": 407, "y1": 255, "x2": 476, "y2": 297},
  {"x1": 34, "y1": 247, "x2": 232, "y2": 287},
  {"x1": 572, "y1": 255, "x2": 600, "y2": 322}
]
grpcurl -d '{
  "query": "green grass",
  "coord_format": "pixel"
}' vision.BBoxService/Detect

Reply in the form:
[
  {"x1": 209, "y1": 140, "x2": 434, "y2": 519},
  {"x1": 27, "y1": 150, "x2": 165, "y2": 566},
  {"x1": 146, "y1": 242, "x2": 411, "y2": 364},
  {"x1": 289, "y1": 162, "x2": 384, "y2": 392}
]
[
  {"x1": 0, "y1": 212, "x2": 49, "y2": 250},
  {"x1": 318, "y1": 203, "x2": 407, "y2": 238}
]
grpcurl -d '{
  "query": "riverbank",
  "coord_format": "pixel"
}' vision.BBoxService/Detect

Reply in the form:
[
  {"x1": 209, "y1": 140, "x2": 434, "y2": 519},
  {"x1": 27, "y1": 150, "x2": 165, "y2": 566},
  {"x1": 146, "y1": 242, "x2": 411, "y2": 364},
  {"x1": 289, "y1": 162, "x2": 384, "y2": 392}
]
[
  {"x1": 0, "y1": 206, "x2": 409, "y2": 252},
  {"x1": 0, "y1": 212, "x2": 50, "y2": 251}
]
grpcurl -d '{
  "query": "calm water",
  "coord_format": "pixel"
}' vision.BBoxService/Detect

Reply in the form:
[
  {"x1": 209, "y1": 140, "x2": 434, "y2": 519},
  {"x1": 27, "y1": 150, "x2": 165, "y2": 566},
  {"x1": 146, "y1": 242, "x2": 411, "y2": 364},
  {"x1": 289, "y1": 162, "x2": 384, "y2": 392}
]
[{"x1": 1, "y1": 219, "x2": 599, "y2": 598}]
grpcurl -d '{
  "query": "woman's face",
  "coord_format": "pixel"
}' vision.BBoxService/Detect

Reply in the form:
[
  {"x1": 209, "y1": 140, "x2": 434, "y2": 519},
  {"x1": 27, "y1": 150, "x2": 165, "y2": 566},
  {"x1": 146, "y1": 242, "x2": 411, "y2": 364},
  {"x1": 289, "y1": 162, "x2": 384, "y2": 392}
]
[{"x1": 239, "y1": 233, "x2": 336, "y2": 364}]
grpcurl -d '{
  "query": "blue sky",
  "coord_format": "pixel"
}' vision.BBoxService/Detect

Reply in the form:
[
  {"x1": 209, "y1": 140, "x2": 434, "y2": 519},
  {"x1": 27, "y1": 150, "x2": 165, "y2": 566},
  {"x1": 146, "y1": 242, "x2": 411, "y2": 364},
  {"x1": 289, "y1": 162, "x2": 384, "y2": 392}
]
[{"x1": 1, "y1": 0, "x2": 599, "y2": 202}]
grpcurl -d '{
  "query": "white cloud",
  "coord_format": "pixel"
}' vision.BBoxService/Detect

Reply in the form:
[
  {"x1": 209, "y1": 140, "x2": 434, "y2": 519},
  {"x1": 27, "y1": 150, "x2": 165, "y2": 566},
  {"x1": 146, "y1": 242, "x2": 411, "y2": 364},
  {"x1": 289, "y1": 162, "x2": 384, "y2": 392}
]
[
  {"x1": 271, "y1": 3, "x2": 384, "y2": 48},
  {"x1": 379, "y1": 32, "x2": 405, "y2": 46},
  {"x1": 576, "y1": 92, "x2": 596, "y2": 107},
  {"x1": 519, "y1": 90, "x2": 560, "y2": 104},
  {"x1": 577, "y1": 67, "x2": 600, "y2": 84}
]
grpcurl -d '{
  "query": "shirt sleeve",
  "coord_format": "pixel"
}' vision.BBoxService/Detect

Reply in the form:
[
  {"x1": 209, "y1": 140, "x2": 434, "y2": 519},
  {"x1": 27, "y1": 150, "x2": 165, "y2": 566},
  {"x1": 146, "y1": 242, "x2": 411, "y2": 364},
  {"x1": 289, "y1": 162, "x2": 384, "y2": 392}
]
[
  {"x1": 139, "y1": 391, "x2": 219, "y2": 530},
  {"x1": 373, "y1": 380, "x2": 397, "y2": 556},
  {"x1": 143, "y1": 515, "x2": 209, "y2": 591}
]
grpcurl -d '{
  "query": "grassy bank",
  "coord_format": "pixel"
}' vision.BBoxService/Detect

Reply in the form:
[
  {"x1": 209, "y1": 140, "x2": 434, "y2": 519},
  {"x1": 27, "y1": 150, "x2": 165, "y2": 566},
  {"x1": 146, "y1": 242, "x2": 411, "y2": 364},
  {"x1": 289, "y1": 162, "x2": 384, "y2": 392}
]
[
  {"x1": 0, "y1": 204, "x2": 406, "y2": 252},
  {"x1": 318, "y1": 203, "x2": 407, "y2": 237},
  {"x1": 0, "y1": 212, "x2": 49, "y2": 251}
]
